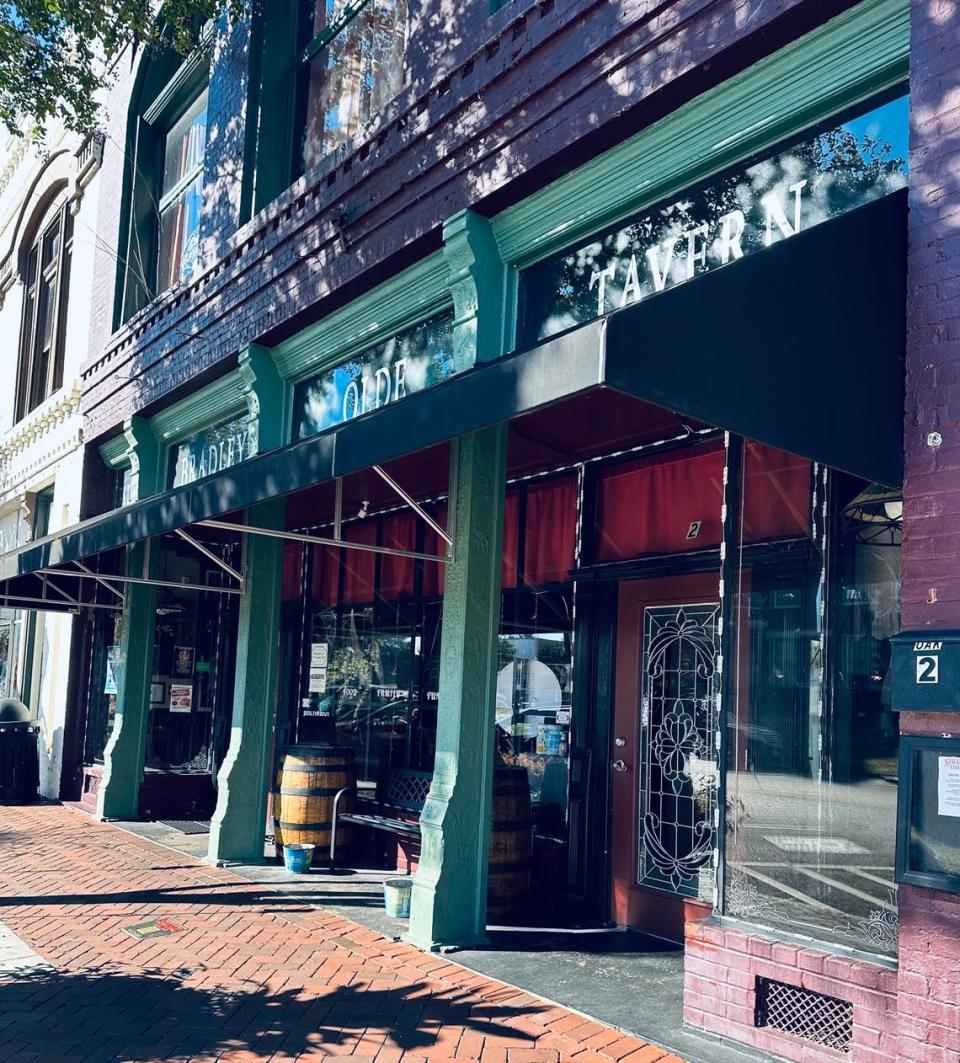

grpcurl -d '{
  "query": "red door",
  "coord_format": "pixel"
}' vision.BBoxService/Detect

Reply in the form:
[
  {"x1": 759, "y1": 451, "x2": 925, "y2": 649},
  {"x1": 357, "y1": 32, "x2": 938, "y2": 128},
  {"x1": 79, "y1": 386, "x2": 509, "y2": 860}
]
[{"x1": 611, "y1": 573, "x2": 720, "y2": 941}]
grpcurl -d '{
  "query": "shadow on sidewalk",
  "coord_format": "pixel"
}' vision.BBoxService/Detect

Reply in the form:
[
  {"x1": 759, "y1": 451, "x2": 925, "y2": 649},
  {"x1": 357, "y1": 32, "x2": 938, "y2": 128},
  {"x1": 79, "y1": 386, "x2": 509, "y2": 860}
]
[
  {"x1": 0, "y1": 965, "x2": 545, "y2": 1059},
  {"x1": 0, "y1": 877, "x2": 387, "y2": 914}
]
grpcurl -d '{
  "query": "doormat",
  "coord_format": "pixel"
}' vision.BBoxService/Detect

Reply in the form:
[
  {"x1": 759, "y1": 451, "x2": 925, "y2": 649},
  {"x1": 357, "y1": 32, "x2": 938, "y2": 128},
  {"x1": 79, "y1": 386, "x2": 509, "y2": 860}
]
[
  {"x1": 124, "y1": 918, "x2": 185, "y2": 941},
  {"x1": 158, "y1": 819, "x2": 210, "y2": 835}
]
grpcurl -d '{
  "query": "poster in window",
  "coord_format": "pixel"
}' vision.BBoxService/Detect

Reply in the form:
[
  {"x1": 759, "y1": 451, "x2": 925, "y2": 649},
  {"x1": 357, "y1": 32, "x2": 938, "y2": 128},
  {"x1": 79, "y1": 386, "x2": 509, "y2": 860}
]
[
  {"x1": 170, "y1": 684, "x2": 193, "y2": 713},
  {"x1": 173, "y1": 646, "x2": 195, "y2": 677},
  {"x1": 309, "y1": 642, "x2": 328, "y2": 694},
  {"x1": 938, "y1": 757, "x2": 960, "y2": 818},
  {"x1": 104, "y1": 646, "x2": 120, "y2": 695}
]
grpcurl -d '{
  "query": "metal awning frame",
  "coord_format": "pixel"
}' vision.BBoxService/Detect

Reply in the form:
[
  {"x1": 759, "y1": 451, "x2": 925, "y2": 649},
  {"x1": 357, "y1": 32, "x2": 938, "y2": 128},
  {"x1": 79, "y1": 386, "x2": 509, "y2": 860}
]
[
  {"x1": 3, "y1": 457, "x2": 456, "y2": 615},
  {"x1": 197, "y1": 458, "x2": 457, "y2": 566}
]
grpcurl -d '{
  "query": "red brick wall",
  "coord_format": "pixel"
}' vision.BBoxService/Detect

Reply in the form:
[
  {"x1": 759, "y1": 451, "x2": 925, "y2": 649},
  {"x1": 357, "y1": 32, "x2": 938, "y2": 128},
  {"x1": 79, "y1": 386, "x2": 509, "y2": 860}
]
[
  {"x1": 903, "y1": 0, "x2": 960, "y2": 629},
  {"x1": 684, "y1": 920, "x2": 898, "y2": 1062},
  {"x1": 896, "y1": 885, "x2": 960, "y2": 1063},
  {"x1": 897, "y1": 0, "x2": 960, "y2": 1059}
]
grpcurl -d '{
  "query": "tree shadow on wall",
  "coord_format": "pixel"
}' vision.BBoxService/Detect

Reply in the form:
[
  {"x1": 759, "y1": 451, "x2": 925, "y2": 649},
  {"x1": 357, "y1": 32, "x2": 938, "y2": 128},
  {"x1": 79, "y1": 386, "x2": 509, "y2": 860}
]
[{"x1": 0, "y1": 965, "x2": 544, "y2": 1061}]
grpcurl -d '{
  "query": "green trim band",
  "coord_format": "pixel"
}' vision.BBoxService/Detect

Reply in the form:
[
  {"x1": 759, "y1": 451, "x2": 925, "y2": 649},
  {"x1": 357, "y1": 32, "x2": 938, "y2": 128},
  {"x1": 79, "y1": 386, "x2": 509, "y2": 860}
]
[
  {"x1": 273, "y1": 253, "x2": 451, "y2": 382},
  {"x1": 100, "y1": 433, "x2": 130, "y2": 470},
  {"x1": 492, "y1": 0, "x2": 909, "y2": 269},
  {"x1": 150, "y1": 370, "x2": 249, "y2": 445}
]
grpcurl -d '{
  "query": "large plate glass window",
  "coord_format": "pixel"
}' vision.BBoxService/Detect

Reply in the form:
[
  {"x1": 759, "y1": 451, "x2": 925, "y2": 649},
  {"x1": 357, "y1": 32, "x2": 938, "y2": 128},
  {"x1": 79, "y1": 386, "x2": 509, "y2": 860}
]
[
  {"x1": 295, "y1": 0, "x2": 409, "y2": 174},
  {"x1": 157, "y1": 88, "x2": 208, "y2": 291},
  {"x1": 724, "y1": 448, "x2": 902, "y2": 957}
]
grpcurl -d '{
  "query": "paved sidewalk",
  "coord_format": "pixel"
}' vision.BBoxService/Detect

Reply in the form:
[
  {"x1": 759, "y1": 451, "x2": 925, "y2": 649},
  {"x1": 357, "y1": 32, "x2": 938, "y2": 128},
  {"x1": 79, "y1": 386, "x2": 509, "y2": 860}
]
[{"x1": 0, "y1": 805, "x2": 684, "y2": 1063}]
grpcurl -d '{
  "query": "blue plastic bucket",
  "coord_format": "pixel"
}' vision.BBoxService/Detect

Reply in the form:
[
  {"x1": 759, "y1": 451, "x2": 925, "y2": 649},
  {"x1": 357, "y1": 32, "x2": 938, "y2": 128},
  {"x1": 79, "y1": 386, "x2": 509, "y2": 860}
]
[
  {"x1": 384, "y1": 877, "x2": 413, "y2": 918},
  {"x1": 283, "y1": 843, "x2": 315, "y2": 873}
]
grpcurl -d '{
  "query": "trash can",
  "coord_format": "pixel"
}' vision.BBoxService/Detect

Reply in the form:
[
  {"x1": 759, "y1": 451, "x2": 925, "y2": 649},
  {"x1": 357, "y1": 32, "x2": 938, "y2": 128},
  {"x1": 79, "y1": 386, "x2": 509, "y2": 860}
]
[{"x1": 0, "y1": 700, "x2": 39, "y2": 804}]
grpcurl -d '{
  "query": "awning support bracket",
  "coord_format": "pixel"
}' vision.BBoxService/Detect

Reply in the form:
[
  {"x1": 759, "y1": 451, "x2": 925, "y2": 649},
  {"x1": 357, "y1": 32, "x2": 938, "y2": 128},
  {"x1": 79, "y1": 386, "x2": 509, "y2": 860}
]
[
  {"x1": 372, "y1": 464, "x2": 453, "y2": 550},
  {"x1": 44, "y1": 565, "x2": 242, "y2": 597},
  {"x1": 196, "y1": 519, "x2": 450, "y2": 564},
  {"x1": 173, "y1": 528, "x2": 243, "y2": 585},
  {"x1": 72, "y1": 561, "x2": 126, "y2": 603},
  {"x1": 38, "y1": 572, "x2": 80, "y2": 608}
]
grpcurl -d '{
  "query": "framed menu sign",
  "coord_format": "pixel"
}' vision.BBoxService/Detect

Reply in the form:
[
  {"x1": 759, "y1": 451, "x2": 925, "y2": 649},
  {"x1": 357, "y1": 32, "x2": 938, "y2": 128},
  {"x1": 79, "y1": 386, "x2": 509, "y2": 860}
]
[{"x1": 896, "y1": 736, "x2": 960, "y2": 895}]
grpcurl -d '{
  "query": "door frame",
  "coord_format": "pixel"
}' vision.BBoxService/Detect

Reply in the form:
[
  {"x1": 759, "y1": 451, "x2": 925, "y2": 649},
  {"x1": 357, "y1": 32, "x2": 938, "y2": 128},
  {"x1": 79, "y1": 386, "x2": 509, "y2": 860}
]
[{"x1": 610, "y1": 572, "x2": 721, "y2": 942}]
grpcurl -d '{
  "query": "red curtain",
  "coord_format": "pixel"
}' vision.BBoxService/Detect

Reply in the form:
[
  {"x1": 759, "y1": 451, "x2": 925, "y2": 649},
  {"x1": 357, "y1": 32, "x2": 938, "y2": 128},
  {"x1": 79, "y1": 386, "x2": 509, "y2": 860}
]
[
  {"x1": 524, "y1": 475, "x2": 577, "y2": 585},
  {"x1": 421, "y1": 491, "x2": 518, "y2": 597},
  {"x1": 380, "y1": 513, "x2": 416, "y2": 599},
  {"x1": 596, "y1": 445, "x2": 725, "y2": 561},
  {"x1": 311, "y1": 543, "x2": 340, "y2": 606},
  {"x1": 741, "y1": 443, "x2": 811, "y2": 541},
  {"x1": 341, "y1": 522, "x2": 377, "y2": 604}
]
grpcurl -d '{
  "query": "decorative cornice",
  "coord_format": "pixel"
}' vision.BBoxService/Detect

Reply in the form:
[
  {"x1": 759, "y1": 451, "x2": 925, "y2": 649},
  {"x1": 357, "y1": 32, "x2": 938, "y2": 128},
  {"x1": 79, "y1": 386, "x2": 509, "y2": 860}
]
[{"x1": 0, "y1": 382, "x2": 83, "y2": 497}]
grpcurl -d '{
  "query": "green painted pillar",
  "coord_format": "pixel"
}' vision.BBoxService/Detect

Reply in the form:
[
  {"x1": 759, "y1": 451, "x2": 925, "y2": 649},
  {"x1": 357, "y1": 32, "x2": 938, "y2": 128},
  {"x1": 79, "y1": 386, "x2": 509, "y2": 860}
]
[
  {"x1": 407, "y1": 425, "x2": 507, "y2": 949},
  {"x1": 207, "y1": 499, "x2": 286, "y2": 864},
  {"x1": 96, "y1": 544, "x2": 157, "y2": 820},
  {"x1": 96, "y1": 417, "x2": 163, "y2": 821}
]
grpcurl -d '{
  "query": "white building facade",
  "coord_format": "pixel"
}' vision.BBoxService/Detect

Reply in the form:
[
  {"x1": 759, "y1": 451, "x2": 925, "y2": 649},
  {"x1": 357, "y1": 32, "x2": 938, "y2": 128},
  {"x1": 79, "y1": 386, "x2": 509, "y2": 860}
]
[{"x1": 0, "y1": 127, "x2": 103, "y2": 798}]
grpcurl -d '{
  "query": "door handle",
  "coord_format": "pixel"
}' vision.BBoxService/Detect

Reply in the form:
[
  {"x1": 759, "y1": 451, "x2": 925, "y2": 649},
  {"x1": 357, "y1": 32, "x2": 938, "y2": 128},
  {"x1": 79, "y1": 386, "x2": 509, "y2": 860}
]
[{"x1": 612, "y1": 758, "x2": 630, "y2": 774}]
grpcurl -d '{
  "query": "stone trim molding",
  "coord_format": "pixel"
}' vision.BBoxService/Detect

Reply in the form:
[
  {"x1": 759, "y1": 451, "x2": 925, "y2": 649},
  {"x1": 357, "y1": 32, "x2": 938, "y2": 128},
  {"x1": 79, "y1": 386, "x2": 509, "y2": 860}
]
[{"x1": 0, "y1": 382, "x2": 83, "y2": 502}]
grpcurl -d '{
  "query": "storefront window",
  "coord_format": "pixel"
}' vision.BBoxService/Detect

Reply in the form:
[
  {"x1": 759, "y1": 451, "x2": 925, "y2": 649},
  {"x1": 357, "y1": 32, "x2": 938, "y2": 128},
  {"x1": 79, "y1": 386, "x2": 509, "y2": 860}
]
[
  {"x1": 84, "y1": 609, "x2": 122, "y2": 765},
  {"x1": 496, "y1": 596, "x2": 574, "y2": 836},
  {"x1": 143, "y1": 537, "x2": 239, "y2": 774},
  {"x1": 307, "y1": 603, "x2": 436, "y2": 786},
  {"x1": 518, "y1": 94, "x2": 908, "y2": 345},
  {"x1": 0, "y1": 616, "x2": 17, "y2": 698},
  {"x1": 724, "y1": 454, "x2": 901, "y2": 956}
]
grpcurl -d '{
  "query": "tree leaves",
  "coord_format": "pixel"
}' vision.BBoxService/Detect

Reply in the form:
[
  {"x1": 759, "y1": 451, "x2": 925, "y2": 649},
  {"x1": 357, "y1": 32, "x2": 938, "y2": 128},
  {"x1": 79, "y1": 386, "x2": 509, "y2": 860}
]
[{"x1": 0, "y1": 1, "x2": 242, "y2": 139}]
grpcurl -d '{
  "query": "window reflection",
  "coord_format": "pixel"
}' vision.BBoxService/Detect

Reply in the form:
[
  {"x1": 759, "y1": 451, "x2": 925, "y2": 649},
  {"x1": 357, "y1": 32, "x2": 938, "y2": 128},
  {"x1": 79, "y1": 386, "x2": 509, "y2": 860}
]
[
  {"x1": 725, "y1": 460, "x2": 901, "y2": 955},
  {"x1": 157, "y1": 89, "x2": 207, "y2": 291},
  {"x1": 298, "y1": 0, "x2": 408, "y2": 173},
  {"x1": 497, "y1": 614, "x2": 574, "y2": 835},
  {"x1": 518, "y1": 94, "x2": 909, "y2": 345}
]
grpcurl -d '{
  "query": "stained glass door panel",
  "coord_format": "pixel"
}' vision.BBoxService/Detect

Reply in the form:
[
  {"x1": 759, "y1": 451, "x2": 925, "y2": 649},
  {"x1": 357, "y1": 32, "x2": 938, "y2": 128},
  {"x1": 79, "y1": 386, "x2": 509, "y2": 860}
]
[{"x1": 638, "y1": 603, "x2": 719, "y2": 901}]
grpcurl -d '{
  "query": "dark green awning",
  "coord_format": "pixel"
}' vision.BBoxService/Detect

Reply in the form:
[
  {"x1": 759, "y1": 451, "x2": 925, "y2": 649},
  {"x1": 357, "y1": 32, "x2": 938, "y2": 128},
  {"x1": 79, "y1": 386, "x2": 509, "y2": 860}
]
[{"x1": 0, "y1": 190, "x2": 905, "y2": 602}]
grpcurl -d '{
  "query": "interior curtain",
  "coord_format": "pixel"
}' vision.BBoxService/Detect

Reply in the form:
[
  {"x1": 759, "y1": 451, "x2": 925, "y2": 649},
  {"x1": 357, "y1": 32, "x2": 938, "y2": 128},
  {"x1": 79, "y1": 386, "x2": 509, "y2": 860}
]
[
  {"x1": 524, "y1": 474, "x2": 578, "y2": 585},
  {"x1": 595, "y1": 444, "x2": 725, "y2": 561}
]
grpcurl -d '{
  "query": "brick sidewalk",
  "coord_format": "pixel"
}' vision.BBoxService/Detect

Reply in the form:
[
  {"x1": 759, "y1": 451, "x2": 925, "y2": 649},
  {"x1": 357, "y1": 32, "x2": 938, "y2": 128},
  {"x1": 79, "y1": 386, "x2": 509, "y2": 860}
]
[{"x1": 0, "y1": 805, "x2": 683, "y2": 1063}]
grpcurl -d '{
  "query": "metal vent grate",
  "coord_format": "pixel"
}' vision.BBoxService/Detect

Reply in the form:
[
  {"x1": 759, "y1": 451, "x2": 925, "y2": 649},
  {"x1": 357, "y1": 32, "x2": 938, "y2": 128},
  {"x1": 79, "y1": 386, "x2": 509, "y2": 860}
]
[{"x1": 755, "y1": 976, "x2": 853, "y2": 1053}]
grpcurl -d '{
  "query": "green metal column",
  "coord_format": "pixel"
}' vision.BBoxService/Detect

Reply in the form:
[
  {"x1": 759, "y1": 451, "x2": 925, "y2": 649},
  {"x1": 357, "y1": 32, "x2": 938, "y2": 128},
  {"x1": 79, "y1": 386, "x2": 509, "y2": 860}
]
[
  {"x1": 207, "y1": 499, "x2": 286, "y2": 864},
  {"x1": 407, "y1": 425, "x2": 507, "y2": 949},
  {"x1": 96, "y1": 417, "x2": 162, "y2": 821}
]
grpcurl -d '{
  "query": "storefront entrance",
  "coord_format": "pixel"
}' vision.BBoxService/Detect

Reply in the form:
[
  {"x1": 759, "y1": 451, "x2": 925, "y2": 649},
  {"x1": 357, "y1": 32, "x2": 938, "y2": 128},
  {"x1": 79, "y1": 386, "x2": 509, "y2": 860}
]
[{"x1": 611, "y1": 574, "x2": 719, "y2": 942}]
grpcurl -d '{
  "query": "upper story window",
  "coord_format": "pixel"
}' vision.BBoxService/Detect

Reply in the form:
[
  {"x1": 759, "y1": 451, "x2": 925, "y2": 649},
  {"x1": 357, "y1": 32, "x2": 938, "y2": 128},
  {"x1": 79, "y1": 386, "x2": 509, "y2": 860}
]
[
  {"x1": 158, "y1": 88, "x2": 208, "y2": 291},
  {"x1": 295, "y1": 0, "x2": 409, "y2": 173},
  {"x1": 118, "y1": 37, "x2": 210, "y2": 325},
  {"x1": 17, "y1": 196, "x2": 72, "y2": 421}
]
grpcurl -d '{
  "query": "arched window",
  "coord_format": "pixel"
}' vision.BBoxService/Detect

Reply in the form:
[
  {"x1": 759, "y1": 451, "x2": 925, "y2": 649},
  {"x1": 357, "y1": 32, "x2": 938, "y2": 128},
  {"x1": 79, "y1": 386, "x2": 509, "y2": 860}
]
[{"x1": 16, "y1": 191, "x2": 72, "y2": 421}]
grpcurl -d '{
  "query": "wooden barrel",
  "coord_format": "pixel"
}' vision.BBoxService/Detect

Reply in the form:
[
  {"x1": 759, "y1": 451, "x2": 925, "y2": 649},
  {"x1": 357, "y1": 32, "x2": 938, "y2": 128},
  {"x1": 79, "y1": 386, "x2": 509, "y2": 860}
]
[
  {"x1": 273, "y1": 744, "x2": 355, "y2": 866},
  {"x1": 487, "y1": 765, "x2": 533, "y2": 922}
]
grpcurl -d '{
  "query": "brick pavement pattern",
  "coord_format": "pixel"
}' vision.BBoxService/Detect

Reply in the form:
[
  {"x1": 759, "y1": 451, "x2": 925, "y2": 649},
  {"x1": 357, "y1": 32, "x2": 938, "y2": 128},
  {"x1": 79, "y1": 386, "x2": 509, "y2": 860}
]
[{"x1": 0, "y1": 805, "x2": 684, "y2": 1063}]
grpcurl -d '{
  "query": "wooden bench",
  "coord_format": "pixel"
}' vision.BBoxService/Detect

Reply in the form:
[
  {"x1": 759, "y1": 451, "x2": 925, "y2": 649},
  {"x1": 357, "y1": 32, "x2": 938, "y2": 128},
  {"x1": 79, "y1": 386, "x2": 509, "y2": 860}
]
[{"x1": 329, "y1": 768, "x2": 432, "y2": 867}]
